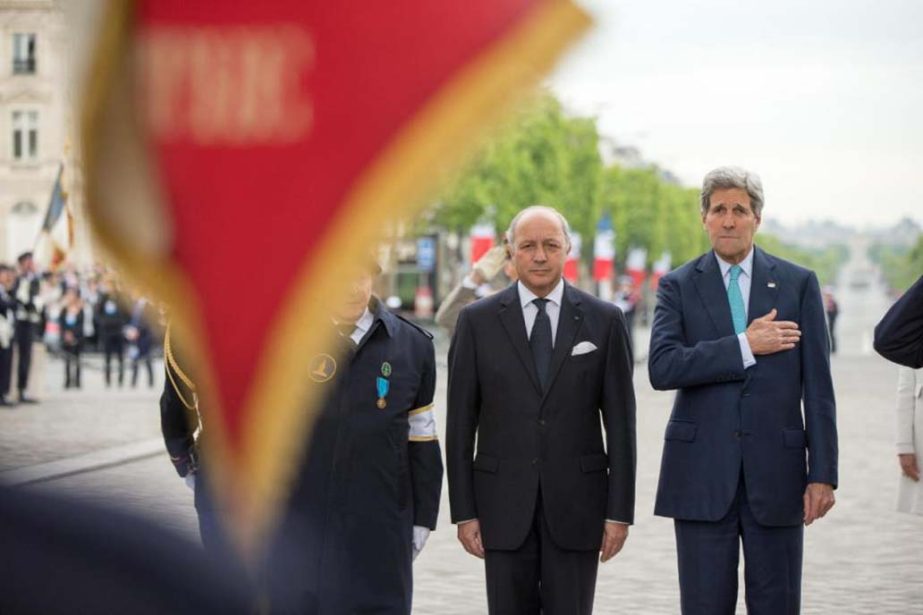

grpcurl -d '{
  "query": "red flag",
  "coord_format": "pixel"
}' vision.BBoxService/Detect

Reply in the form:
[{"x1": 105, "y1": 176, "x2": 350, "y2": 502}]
[{"x1": 81, "y1": 0, "x2": 589, "y2": 556}]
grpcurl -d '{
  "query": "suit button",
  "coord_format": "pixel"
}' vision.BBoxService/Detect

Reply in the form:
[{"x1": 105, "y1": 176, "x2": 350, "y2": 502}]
[
  {"x1": 538, "y1": 419, "x2": 546, "y2": 427},
  {"x1": 532, "y1": 457, "x2": 539, "y2": 466},
  {"x1": 734, "y1": 430, "x2": 742, "y2": 439}
]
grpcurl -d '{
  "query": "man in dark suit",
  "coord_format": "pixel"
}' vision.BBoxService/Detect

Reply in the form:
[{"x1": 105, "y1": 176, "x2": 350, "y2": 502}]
[
  {"x1": 649, "y1": 166, "x2": 838, "y2": 614},
  {"x1": 447, "y1": 206, "x2": 636, "y2": 615},
  {"x1": 874, "y1": 274, "x2": 923, "y2": 368}
]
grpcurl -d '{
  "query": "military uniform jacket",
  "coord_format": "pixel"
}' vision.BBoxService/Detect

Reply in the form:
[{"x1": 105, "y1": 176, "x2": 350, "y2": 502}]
[{"x1": 268, "y1": 299, "x2": 442, "y2": 615}]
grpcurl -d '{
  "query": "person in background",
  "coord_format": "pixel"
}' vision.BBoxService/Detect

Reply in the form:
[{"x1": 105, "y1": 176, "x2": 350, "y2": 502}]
[
  {"x1": 59, "y1": 288, "x2": 85, "y2": 389},
  {"x1": 823, "y1": 288, "x2": 839, "y2": 354},
  {"x1": 895, "y1": 365, "x2": 923, "y2": 515},
  {"x1": 0, "y1": 265, "x2": 16, "y2": 406},
  {"x1": 435, "y1": 245, "x2": 517, "y2": 338},
  {"x1": 12, "y1": 252, "x2": 41, "y2": 403},
  {"x1": 126, "y1": 294, "x2": 155, "y2": 388},
  {"x1": 613, "y1": 276, "x2": 640, "y2": 361},
  {"x1": 97, "y1": 277, "x2": 128, "y2": 387}
]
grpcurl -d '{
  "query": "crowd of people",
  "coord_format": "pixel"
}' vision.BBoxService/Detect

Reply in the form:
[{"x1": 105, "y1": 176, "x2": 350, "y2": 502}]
[{"x1": 0, "y1": 251, "x2": 159, "y2": 405}]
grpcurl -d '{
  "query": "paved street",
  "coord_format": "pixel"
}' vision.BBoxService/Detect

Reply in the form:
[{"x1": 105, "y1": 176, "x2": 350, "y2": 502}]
[{"x1": 2, "y1": 243, "x2": 922, "y2": 613}]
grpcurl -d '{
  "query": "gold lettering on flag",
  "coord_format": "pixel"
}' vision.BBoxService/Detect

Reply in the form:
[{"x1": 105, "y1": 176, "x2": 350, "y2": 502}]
[{"x1": 136, "y1": 25, "x2": 314, "y2": 146}]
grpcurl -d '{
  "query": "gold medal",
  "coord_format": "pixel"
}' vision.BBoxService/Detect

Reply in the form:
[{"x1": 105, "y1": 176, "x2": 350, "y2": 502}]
[{"x1": 377, "y1": 398, "x2": 387, "y2": 409}]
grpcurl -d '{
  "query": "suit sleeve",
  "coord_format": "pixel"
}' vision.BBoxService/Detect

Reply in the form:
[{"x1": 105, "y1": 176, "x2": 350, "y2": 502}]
[
  {"x1": 895, "y1": 367, "x2": 917, "y2": 455},
  {"x1": 648, "y1": 275, "x2": 748, "y2": 391},
  {"x1": 408, "y1": 338, "x2": 444, "y2": 530},
  {"x1": 800, "y1": 272, "x2": 838, "y2": 487},
  {"x1": 446, "y1": 309, "x2": 481, "y2": 523},
  {"x1": 602, "y1": 307, "x2": 637, "y2": 524},
  {"x1": 875, "y1": 274, "x2": 923, "y2": 369}
]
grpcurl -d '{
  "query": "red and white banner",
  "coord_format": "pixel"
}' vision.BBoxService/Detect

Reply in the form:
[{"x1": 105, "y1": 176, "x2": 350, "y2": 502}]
[{"x1": 650, "y1": 251, "x2": 671, "y2": 291}]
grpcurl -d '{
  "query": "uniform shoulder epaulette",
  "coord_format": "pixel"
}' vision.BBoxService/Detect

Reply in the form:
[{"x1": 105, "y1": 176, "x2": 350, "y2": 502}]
[
  {"x1": 163, "y1": 323, "x2": 197, "y2": 411},
  {"x1": 394, "y1": 313, "x2": 434, "y2": 340}
]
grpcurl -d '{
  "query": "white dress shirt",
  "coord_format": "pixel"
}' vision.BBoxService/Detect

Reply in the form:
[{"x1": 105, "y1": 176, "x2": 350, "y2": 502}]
[
  {"x1": 335, "y1": 307, "x2": 374, "y2": 345},
  {"x1": 714, "y1": 249, "x2": 756, "y2": 369},
  {"x1": 518, "y1": 278, "x2": 565, "y2": 346}
]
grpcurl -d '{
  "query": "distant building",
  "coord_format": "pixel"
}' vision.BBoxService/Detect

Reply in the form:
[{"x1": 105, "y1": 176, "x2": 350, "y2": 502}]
[{"x1": 0, "y1": 0, "x2": 77, "y2": 264}]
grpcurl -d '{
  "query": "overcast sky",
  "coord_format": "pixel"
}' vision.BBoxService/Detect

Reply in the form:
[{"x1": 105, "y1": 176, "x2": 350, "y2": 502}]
[{"x1": 547, "y1": 0, "x2": 923, "y2": 228}]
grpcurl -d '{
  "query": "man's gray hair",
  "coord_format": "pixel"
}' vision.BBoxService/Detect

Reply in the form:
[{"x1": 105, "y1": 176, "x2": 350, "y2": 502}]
[
  {"x1": 700, "y1": 166, "x2": 764, "y2": 218},
  {"x1": 505, "y1": 205, "x2": 572, "y2": 248}
]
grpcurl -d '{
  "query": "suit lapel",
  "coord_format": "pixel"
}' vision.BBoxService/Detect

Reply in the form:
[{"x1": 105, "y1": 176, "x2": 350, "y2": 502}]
[
  {"x1": 498, "y1": 285, "x2": 543, "y2": 396},
  {"x1": 692, "y1": 252, "x2": 736, "y2": 338},
  {"x1": 748, "y1": 246, "x2": 778, "y2": 324},
  {"x1": 543, "y1": 284, "x2": 583, "y2": 399}
]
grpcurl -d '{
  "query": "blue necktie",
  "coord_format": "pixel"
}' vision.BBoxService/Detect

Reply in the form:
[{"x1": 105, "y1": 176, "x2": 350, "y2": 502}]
[
  {"x1": 728, "y1": 265, "x2": 747, "y2": 334},
  {"x1": 530, "y1": 298, "x2": 553, "y2": 391}
]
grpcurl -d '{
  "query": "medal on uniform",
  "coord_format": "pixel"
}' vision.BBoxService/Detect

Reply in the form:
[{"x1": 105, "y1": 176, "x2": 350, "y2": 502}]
[
  {"x1": 381, "y1": 361, "x2": 392, "y2": 377},
  {"x1": 376, "y1": 376, "x2": 389, "y2": 409}
]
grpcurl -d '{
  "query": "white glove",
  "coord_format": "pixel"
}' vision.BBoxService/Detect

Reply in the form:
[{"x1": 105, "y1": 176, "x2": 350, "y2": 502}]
[
  {"x1": 184, "y1": 473, "x2": 196, "y2": 492},
  {"x1": 412, "y1": 525, "x2": 430, "y2": 561}
]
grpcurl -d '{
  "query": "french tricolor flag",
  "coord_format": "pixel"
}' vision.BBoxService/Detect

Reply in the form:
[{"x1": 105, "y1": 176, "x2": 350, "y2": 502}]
[
  {"x1": 625, "y1": 247, "x2": 648, "y2": 288},
  {"x1": 593, "y1": 215, "x2": 615, "y2": 282}
]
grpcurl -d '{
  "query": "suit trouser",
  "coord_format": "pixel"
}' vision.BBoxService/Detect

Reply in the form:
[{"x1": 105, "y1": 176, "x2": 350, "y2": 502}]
[
  {"x1": 484, "y1": 492, "x2": 598, "y2": 615},
  {"x1": 674, "y1": 477, "x2": 803, "y2": 615},
  {"x1": 14, "y1": 321, "x2": 33, "y2": 394}
]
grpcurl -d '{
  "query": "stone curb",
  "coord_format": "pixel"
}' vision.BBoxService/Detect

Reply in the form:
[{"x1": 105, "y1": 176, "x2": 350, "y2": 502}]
[{"x1": 0, "y1": 438, "x2": 165, "y2": 486}]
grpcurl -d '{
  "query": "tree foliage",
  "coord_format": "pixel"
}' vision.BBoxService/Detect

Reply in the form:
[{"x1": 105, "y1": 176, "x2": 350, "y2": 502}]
[{"x1": 432, "y1": 91, "x2": 845, "y2": 280}]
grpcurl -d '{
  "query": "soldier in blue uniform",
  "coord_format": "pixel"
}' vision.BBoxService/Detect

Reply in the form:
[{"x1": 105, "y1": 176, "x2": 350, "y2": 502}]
[{"x1": 161, "y1": 258, "x2": 443, "y2": 614}]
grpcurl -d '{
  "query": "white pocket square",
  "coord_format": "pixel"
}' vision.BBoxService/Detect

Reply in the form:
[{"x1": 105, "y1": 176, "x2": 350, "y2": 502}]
[{"x1": 571, "y1": 341, "x2": 597, "y2": 356}]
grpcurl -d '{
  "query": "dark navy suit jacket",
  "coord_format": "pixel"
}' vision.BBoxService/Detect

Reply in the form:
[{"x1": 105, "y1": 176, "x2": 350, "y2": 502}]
[
  {"x1": 649, "y1": 247, "x2": 838, "y2": 527},
  {"x1": 875, "y1": 274, "x2": 923, "y2": 369}
]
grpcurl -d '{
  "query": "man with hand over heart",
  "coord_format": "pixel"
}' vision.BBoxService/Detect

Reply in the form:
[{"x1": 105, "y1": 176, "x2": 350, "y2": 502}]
[
  {"x1": 447, "y1": 205, "x2": 636, "y2": 615},
  {"x1": 649, "y1": 166, "x2": 838, "y2": 615}
]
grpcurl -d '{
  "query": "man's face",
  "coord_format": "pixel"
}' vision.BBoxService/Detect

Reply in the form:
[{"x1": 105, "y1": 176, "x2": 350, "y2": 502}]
[
  {"x1": 510, "y1": 211, "x2": 569, "y2": 297},
  {"x1": 702, "y1": 187, "x2": 760, "y2": 265},
  {"x1": 0, "y1": 270, "x2": 11, "y2": 288},
  {"x1": 19, "y1": 257, "x2": 33, "y2": 274},
  {"x1": 335, "y1": 271, "x2": 373, "y2": 323}
]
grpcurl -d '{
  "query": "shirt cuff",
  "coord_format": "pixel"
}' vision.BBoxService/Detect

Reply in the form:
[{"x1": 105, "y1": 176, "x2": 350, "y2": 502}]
[
  {"x1": 897, "y1": 443, "x2": 916, "y2": 455},
  {"x1": 737, "y1": 332, "x2": 756, "y2": 369},
  {"x1": 461, "y1": 276, "x2": 479, "y2": 290},
  {"x1": 606, "y1": 519, "x2": 629, "y2": 525},
  {"x1": 456, "y1": 518, "x2": 477, "y2": 525}
]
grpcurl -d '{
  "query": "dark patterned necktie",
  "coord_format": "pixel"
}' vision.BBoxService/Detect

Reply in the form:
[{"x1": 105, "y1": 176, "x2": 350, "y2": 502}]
[
  {"x1": 336, "y1": 323, "x2": 358, "y2": 350},
  {"x1": 530, "y1": 298, "x2": 553, "y2": 391}
]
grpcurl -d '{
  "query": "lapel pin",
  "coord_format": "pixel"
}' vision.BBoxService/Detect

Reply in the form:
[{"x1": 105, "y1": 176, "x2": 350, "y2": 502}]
[{"x1": 767, "y1": 282, "x2": 776, "y2": 288}]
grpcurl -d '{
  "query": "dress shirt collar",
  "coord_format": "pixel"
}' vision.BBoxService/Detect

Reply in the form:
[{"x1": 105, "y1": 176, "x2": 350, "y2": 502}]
[
  {"x1": 714, "y1": 247, "x2": 754, "y2": 280},
  {"x1": 334, "y1": 307, "x2": 373, "y2": 336},
  {"x1": 517, "y1": 278, "x2": 565, "y2": 310}
]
